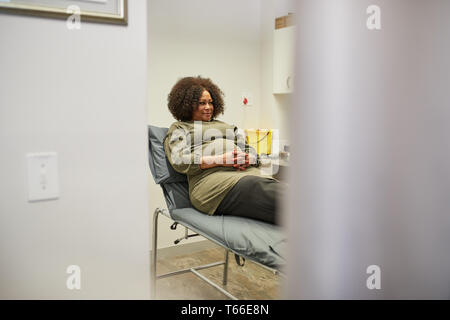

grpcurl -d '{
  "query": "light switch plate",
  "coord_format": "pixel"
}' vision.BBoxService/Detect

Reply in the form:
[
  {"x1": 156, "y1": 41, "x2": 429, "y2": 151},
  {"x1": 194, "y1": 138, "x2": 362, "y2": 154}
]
[{"x1": 27, "y1": 152, "x2": 59, "y2": 202}]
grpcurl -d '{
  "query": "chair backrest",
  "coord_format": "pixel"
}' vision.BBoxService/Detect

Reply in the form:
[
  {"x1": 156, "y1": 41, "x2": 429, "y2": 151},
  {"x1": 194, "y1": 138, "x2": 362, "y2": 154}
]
[{"x1": 148, "y1": 125, "x2": 192, "y2": 210}]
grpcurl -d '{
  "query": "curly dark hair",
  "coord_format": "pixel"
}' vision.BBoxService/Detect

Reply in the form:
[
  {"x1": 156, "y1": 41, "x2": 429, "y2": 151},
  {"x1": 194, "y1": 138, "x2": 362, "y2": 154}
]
[{"x1": 167, "y1": 76, "x2": 225, "y2": 121}]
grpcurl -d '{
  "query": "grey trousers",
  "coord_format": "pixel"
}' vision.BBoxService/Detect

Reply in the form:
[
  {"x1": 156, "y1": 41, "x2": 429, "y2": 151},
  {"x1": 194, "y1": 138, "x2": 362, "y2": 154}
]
[{"x1": 214, "y1": 175, "x2": 281, "y2": 225}]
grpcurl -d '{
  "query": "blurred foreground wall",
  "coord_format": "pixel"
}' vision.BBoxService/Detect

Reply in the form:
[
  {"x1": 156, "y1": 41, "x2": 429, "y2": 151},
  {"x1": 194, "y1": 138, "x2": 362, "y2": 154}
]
[
  {"x1": 286, "y1": 0, "x2": 450, "y2": 299},
  {"x1": 0, "y1": 0, "x2": 150, "y2": 299}
]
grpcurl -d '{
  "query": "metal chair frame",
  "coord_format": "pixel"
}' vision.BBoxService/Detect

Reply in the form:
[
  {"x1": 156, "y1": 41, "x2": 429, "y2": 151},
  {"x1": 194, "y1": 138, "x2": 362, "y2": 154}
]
[{"x1": 151, "y1": 207, "x2": 283, "y2": 300}]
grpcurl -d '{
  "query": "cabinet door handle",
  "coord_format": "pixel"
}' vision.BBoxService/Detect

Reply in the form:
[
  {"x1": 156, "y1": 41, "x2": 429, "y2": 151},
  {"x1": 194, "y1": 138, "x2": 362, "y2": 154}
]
[{"x1": 287, "y1": 76, "x2": 292, "y2": 89}]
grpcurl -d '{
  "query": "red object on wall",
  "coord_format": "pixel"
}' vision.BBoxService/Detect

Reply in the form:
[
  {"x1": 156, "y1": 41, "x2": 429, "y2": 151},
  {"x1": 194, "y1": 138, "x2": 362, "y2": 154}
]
[{"x1": 243, "y1": 97, "x2": 248, "y2": 105}]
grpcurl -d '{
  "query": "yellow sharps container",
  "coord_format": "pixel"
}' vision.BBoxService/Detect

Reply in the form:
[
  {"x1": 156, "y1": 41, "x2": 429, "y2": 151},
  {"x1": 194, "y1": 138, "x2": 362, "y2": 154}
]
[{"x1": 245, "y1": 129, "x2": 272, "y2": 155}]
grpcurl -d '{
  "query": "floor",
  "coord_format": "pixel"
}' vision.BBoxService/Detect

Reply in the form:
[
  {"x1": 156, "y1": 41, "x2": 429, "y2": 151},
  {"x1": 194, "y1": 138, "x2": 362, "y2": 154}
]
[{"x1": 154, "y1": 246, "x2": 281, "y2": 300}]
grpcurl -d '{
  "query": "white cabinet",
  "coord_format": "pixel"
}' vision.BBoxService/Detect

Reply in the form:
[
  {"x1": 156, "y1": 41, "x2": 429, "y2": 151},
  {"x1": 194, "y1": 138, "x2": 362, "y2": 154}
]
[{"x1": 273, "y1": 26, "x2": 295, "y2": 94}]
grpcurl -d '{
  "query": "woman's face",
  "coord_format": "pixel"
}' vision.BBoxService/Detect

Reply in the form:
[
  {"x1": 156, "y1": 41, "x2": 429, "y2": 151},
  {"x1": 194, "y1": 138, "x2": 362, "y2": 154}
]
[{"x1": 192, "y1": 90, "x2": 214, "y2": 121}]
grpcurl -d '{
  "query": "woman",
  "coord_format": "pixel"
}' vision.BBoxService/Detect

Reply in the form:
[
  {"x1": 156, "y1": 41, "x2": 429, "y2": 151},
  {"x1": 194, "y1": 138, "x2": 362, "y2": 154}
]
[{"x1": 164, "y1": 76, "x2": 281, "y2": 225}]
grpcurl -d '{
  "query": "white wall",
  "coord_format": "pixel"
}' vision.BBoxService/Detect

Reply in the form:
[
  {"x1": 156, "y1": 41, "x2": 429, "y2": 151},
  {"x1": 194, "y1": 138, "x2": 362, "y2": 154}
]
[
  {"x1": 147, "y1": 0, "x2": 262, "y2": 249},
  {"x1": 0, "y1": 1, "x2": 150, "y2": 299},
  {"x1": 260, "y1": 0, "x2": 296, "y2": 142}
]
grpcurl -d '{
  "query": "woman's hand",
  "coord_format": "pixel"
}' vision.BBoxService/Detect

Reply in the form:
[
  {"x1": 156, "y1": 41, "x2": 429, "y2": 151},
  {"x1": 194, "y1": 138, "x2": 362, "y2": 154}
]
[
  {"x1": 200, "y1": 150, "x2": 250, "y2": 170},
  {"x1": 223, "y1": 150, "x2": 250, "y2": 171}
]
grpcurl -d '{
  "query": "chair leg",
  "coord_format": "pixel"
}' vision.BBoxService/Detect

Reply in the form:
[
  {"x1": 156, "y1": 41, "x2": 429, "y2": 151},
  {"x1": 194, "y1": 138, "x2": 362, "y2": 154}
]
[
  {"x1": 151, "y1": 208, "x2": 160, "y2": 299},
  {"x1": 223, "y1": 249, "x2": 229, "y2": 285}
]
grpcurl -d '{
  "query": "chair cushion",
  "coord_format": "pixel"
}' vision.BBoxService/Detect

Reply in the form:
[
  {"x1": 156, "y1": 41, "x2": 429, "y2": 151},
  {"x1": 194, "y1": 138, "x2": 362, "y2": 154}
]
[
  {"x1": 170, "y1": 207, "x2": 286, "y2": 270},
  {"x1": 162, "y1": 182, "x2": 192, "y2": 210},
  {"x1": 148, "y1": 125, "x2": 187, "y2": 184}
]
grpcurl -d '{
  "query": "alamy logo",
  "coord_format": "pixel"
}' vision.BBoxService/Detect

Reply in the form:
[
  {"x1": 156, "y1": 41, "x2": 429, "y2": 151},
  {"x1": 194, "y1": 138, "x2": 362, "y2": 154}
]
[
  {"x1": 168, "y1": 122, "x2": 269, "y2": 164},
  {"x1": 366, "y1": 265, "x2": 381, "y2": 290},
  {"x1": 367, "y1": 5, "x2": 381, "y2": 30},
  {"x1": 66, "y1": 265, "x2": 81, "y2": 290}
]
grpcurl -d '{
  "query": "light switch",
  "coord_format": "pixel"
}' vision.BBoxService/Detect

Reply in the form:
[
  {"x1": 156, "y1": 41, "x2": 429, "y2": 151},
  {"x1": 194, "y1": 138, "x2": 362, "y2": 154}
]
[{"x1": 27, "y1": 152, "x2": 59, "y2": 202}]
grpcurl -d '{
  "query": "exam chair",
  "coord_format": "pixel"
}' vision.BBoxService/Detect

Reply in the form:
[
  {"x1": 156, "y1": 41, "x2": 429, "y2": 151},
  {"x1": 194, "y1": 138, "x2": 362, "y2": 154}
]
[{"x1": 148, "y1": 125, "x2": 286, "y2": 300}]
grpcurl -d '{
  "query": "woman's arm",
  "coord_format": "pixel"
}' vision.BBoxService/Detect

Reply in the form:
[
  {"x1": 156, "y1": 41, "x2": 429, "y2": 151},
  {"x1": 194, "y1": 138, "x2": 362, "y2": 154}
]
[
  {"x1": 233, "y1": 126, "x2": 259, "y2": 167},
  {"x1": 199, "y1": 155, "x2": 222, "y2": 170},
  {"x1": 164, "y1": 125, "x2": 203, "y2": 176},
  {"x1": 166, "y1": 123, "x2": 252, "y2": 173},
  {"x1": 200, "y1": 150, "x2": 249, "y2": 170}
]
